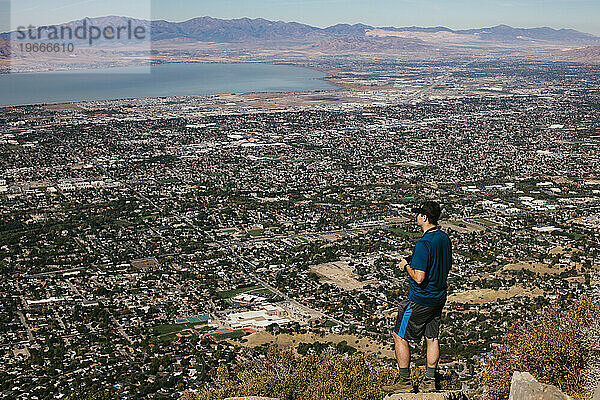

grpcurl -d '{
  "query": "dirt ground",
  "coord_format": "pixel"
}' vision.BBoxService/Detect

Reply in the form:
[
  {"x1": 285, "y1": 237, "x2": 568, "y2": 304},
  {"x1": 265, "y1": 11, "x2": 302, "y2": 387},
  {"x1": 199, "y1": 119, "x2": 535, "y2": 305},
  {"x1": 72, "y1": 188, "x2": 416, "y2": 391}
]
[
  {"x1": 548, "y1": 246, "x2": 582, "y2": 255},
  {"x1": 447, "y1": 284, "x2": 544, "y2": 305},
  {"x1": 230, "y1": 331, "x2": 395, "y2": 359},
  {"x1": 310, "y1": 261, "x2": 372, "y2": 291},
  {"x1": 499, "y1": 261, "x2": 565, "y2": 275},
  {"x1": 321, "y1": 233, "x2": 341, "y2": 242},
  {"x1": 440, "y1": 220, "x2": 484, "y2": 234}
]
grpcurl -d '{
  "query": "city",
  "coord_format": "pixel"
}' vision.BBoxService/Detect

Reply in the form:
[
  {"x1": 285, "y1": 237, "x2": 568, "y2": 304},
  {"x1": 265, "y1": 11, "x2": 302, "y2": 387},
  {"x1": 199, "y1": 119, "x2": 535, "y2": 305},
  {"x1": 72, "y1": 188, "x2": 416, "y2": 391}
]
[{"x1": 1, "y1": 58, "x2": 599, "y2": 399}]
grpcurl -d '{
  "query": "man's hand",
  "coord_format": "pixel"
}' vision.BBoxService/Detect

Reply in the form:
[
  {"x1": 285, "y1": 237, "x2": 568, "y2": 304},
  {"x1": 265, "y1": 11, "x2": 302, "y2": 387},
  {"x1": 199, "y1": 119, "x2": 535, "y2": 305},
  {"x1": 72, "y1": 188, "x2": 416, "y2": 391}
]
[
  {"x1": 399, "y1": 258, "x2": 426, "y2": 283},
  {"x1": 398, "y1": 258, "x2": 408, "y2": 272}
]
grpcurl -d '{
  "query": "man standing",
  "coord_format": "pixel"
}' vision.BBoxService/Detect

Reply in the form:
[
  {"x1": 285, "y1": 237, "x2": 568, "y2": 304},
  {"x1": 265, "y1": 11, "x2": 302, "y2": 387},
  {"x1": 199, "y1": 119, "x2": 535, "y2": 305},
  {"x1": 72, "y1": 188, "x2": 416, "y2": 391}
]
[{"x1": 383, "y1": 200, "x2": 452, "y2": 393}]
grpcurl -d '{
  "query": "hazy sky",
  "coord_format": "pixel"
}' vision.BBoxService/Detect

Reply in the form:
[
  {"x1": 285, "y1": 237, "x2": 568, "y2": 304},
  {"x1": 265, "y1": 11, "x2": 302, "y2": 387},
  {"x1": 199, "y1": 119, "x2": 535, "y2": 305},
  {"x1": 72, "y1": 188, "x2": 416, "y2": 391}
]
[{"x1": 2, "y1": 0, "x2": 600, "y2": 35}]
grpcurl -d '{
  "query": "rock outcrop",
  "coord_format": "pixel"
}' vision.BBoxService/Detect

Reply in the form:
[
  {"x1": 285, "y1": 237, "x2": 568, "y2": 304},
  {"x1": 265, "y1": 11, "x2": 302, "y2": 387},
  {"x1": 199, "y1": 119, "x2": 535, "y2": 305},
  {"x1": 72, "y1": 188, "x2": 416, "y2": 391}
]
[
  {"x1": 384, "y1": 391, "x2": 468, "y2": 400},
  {"x1": 508, "y1": 372, "x2": 571, "y2": 400},
  {"x1": 224, "y1": 392, "x2": 468, "y2": 400},
  {"x1": 225, "y1": 397, "x2": 280, "y2": 400}
]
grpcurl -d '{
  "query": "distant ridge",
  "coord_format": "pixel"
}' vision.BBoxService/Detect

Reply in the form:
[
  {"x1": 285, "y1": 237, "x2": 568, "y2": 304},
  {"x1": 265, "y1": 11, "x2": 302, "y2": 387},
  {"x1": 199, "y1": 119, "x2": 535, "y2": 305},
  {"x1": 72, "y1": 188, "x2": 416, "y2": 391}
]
[
  {"x1": 2, "y1": 16, "x2": 599, "y2": 45},
  {"x1": 0, "y1": 37, "x2": 10, "y2": 57},
  {"x1": 554, "y1": 45, "x2": 600, "y2": 61},
  {"x1": 373, "y1": 24, "x2": 598, "y2": 42},
  {"x1": 381, "y1": 26, "x2": 454, "y2": 33},
  {"x1": 151, "y1": 16, "x2": 320, "y2": 42},
  {"x1": 322, "y1": 24, "x2": 373, "y2": 36},
  {"x1": 453, "y1": 24, "x2": 598, "y2": 42}
]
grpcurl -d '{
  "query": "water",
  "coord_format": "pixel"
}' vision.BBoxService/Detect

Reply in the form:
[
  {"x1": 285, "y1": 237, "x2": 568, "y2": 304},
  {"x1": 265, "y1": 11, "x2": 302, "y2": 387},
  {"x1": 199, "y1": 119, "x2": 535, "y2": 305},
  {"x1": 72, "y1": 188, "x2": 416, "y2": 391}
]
[{"x1": 0, "y1": 63, "x2": 336, "y2": 107}]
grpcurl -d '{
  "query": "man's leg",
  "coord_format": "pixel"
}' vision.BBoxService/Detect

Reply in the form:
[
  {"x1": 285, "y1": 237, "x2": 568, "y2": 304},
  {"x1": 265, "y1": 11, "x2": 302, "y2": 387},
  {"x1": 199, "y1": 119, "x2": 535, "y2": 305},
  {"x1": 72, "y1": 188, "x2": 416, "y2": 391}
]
[
  {"x1": 393, "y1": 332, "x2": 411, "y2": 369},
  {"x1": 425, "y1": 337, "x2": 440, "y2": 369},
  {"x1": 424, "y1": 308, "x2": 442, "y2": 383},
  {"x1": 383, "y1": 332, "x2": 413, "y2": 392},
  {"x1": 424, "y1": 336, "x2": 440, "y2": 390}
]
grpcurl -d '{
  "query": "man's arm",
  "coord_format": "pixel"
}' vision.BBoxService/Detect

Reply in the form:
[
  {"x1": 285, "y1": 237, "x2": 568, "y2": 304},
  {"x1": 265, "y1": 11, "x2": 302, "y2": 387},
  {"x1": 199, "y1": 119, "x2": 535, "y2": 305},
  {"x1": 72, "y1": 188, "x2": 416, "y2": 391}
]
[{"x1": 398, "y1": 259, "x2": 426, "y2": 284}]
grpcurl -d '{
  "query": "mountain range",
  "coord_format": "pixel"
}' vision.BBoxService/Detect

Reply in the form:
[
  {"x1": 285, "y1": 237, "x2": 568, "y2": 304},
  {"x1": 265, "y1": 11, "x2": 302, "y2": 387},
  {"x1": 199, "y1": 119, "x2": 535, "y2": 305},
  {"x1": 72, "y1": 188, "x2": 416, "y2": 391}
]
[
  {"x1": 2, "y1": 15, "x2": 599, "y2": 46},
  {"x1": 3, "y1": 15, "x2": 600, "y2": 70}
]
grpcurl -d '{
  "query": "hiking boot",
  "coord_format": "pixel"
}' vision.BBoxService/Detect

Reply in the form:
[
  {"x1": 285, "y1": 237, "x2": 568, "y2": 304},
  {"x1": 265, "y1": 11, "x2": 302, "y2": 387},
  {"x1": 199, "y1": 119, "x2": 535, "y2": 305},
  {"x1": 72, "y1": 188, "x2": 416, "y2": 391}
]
[
  {"x1": 382, "y1": 376, "x2": 414, "y2": 393},
  {"x1": 420, "y1": 374, "x2": 441, "y2": 392}
]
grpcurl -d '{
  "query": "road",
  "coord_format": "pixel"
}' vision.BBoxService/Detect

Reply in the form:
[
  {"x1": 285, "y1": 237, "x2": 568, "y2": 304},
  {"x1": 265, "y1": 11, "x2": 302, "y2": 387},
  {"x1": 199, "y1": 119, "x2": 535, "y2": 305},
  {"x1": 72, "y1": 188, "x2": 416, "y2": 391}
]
[{"x1": 17, "y1": 311, "x2": 34, "y2": 343}]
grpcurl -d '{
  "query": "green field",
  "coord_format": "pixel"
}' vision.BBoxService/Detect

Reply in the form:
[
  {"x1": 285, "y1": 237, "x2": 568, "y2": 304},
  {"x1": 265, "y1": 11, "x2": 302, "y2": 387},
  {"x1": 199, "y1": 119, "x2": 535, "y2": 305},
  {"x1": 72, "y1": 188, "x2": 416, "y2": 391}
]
[
  {"x1": 158, "y1": 178, "x2": 180, "y2": 184},
  {"x1": 250, "y1": 288, "x2": 277, "y2": 298},
  {"x1": 212, "y1": 330, "x2": 250, "y2": 340},
  {"x1": 113, "y1": 219, "x2": 132, "y2": 228},
  {"x1": 216, "y1": 285, "x2": 263, "y2": 299},
  {"x1": 152, "y1": 321, "x2": 207, "y2": 336},
  {"x1": 471, "y1": 218, "x2": 499, "y2": 227},
  {"x1": 449, "y1": 220, "x2": 485, "y2": 230},
  {"x1": 248, "y1": 228, "x2": 265, "y2": 237},
  {"x1": 386, "y1": 227, "x2": 421, "y2": 238}
]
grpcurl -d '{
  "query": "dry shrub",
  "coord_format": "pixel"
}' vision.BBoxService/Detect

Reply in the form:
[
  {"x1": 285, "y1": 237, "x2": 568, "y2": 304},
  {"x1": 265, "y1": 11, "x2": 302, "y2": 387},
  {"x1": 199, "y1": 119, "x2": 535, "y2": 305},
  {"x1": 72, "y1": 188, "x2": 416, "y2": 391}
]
[
  {"x1": 479, "y1": 297, "x2": 600, "y2": 399},
  {"x1": 192, "y1": 346, "x2": 397, "y2": 400},
  {"x1": 582, "y1": 317, "x2": 600, "y2": 399}
]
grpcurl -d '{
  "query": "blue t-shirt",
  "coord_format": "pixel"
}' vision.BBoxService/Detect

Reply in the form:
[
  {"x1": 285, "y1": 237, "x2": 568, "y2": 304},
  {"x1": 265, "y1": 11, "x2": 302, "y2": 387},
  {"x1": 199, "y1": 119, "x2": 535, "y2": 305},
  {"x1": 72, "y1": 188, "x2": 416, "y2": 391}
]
[{"x1": 408, "y1": 228, "x2": 452, "y2": 308}]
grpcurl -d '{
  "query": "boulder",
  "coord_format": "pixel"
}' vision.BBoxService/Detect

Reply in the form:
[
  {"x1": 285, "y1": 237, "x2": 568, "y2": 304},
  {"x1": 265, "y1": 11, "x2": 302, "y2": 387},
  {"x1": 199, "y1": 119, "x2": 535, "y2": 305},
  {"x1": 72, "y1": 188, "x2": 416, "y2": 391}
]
[
  {"x1": 225, "y1": 397, "x2": 280, "y2": 400},
  {"x1": 225, "y1": 398, "x2": 280, "y2": 400},
  {"x1": 508, "y1": 372, "x2": 571, "y2": 400},
  {"x1": 384, "y1": 391, "x2": 468, "y2": 400}
]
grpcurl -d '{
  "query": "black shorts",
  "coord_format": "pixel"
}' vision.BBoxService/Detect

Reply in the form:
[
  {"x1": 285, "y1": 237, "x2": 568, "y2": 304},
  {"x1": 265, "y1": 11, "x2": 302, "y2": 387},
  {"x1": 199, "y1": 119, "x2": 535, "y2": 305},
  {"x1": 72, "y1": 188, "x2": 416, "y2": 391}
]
[{"x1": 393, "y1": 298, "x2": 444, "y2": 342}]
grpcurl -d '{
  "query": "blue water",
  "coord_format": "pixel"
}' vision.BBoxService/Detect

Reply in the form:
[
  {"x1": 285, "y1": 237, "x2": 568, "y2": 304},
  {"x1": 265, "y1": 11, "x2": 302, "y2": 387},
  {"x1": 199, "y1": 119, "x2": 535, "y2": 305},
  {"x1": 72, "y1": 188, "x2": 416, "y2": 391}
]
[{"x1": 0, "y1": 63, "x2": 336, "y2": 106}]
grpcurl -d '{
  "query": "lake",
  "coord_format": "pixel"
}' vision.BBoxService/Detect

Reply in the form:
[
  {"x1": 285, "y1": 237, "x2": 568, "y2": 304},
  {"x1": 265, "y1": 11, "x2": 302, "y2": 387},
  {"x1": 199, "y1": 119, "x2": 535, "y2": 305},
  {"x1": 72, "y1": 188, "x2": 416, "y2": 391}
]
[{"x1": 0, "y1": 63, "x2": 337, "y2": 107}]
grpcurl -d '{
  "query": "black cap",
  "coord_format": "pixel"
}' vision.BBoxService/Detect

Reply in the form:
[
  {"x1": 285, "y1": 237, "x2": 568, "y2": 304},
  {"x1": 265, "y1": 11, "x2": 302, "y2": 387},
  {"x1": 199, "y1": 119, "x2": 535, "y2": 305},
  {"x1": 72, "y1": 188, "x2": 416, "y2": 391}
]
[{"x1": 411, "y1": 200, "x2": 441, "y2": 225}]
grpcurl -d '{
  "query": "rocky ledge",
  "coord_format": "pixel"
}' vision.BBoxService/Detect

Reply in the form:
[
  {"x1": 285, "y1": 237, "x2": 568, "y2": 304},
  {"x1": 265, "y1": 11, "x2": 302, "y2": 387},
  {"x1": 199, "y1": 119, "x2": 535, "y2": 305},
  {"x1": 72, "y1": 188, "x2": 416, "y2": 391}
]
[{"x1": 384, "y1": 391, "x2": 468, "y2": 400}]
